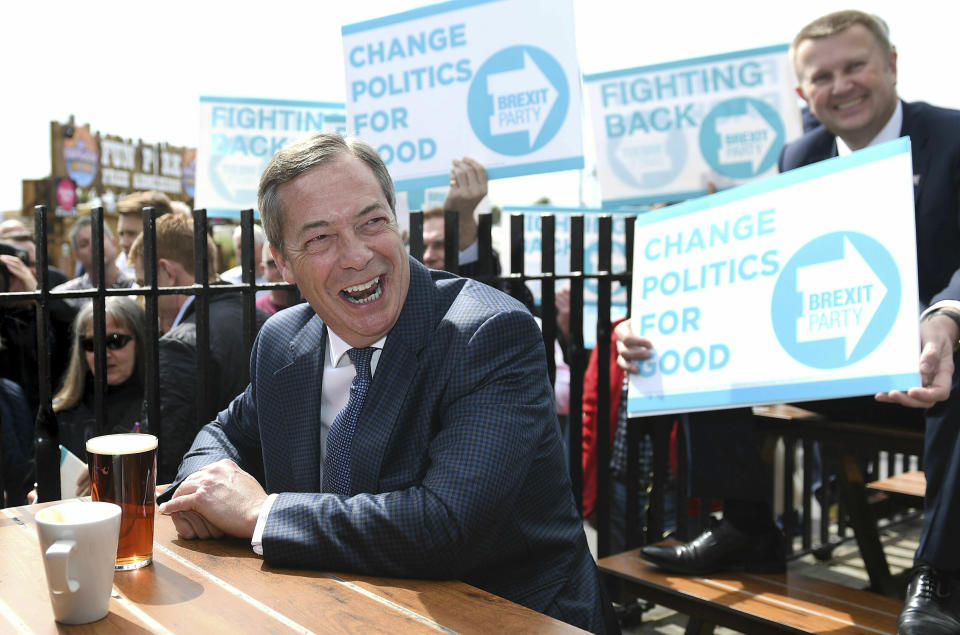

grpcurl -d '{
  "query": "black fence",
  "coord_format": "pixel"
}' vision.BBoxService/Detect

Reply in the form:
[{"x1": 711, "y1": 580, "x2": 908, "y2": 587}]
[{"x1": 0, "y1": 205, "x2": 922, "y2": 564}]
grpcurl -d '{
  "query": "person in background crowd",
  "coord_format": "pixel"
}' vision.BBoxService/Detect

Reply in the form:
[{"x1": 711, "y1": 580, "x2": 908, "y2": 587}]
[
  {"x1": 582, "y1": 318, "x2": 675, "y2": 554},
  {"x1": 52, "y1": 217, "x2": 135, "y2": 310},
  {"x1": 115, "y1": 190, "x2": 174, "y2": 276},
  {"x1": 128, "y1": 213, "x2": 268, "y2": 483},
  {"x1": 255, "y1": 241, "x2": 298, "y2": 315},
  {"x1": 0, "y1": 377, "x2": 33, "y2": 507},
  {"x1": 0, "y1": 241, "x2": 73, "y2": 413},
  {"x1": 52, "y1": 297, "x2": 146, "y2": 495},
  {"x1": 1, "y1": 229, "x2": 68, "y2": 289},
  {"x1": 221, "y1": 223, "x2": 268, "y2": 298}
]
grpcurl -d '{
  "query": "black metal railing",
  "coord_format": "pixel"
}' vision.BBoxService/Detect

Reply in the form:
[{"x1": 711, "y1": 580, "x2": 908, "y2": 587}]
[{"x1": 0, "y1": 205, "x2": 923, "y2": 565}]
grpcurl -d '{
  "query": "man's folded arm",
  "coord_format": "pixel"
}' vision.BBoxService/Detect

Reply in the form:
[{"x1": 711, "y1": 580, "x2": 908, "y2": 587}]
[{"x1": 157, "y1": 380, "x2": 264, "y2": 503}]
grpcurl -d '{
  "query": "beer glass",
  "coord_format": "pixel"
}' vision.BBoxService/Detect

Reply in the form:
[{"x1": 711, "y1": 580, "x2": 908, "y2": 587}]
[{"x1": 86, "y1": 433, "x2": 158, "y2": 570}]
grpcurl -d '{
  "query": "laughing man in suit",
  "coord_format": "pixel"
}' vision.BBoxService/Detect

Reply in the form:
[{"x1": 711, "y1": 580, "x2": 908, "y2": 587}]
[{"x1": 156, "y1": 133, "x2": 610, "y2": 633}]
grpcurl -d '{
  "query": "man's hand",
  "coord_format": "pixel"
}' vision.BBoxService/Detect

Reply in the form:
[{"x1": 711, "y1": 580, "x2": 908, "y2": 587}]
[
  {"x1": 443, "y1": 157, "x2": 486, "y2": 250},
  {"x1": 159, "y1": 459, "x2": 267, "y2": 540},
  {"x1": 876, "y1": 312, "x2": 956, "y2": 408},
  {"x1": 614, "y1": 319, "x2": 655, "y2": 373},
  {"x1": 0, "y1": 254, "x2": 36, "y2": 293}
]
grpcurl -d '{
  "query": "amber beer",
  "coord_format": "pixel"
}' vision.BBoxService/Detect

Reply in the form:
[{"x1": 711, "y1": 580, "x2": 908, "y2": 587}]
[{"x1": 86, "y1": 434, "x2": 157, "y2": 570}]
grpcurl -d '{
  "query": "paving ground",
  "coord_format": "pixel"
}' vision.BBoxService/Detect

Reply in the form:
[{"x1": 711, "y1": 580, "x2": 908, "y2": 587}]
[{"x1": 584, "y1": 514, "x2": 920, "y2": 634}]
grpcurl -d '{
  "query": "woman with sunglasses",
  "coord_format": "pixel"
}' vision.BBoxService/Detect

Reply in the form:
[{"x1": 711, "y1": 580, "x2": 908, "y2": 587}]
[{"x1": 53, "y1": 296, "x2": 146, "y2": 493}]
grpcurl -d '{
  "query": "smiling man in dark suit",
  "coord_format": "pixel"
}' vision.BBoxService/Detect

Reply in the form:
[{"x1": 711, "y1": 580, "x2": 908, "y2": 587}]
[
  {"x1": 629, "y1": 11, "x2": 960, "y2": 632},
  {"x1": 156, "y1": 132, "x2": 610, "y2": 633},
  {"x1": 784, "y1": 12, "x2": 960, "y2": 634}
]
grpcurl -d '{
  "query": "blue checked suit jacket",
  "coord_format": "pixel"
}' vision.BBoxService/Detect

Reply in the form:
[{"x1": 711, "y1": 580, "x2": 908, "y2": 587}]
[{"x1": 163, "y1": 257, "x2": 607, "y2": 633}]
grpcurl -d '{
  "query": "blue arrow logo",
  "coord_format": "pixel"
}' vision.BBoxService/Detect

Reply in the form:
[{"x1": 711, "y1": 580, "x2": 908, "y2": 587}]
[
  {"x1": 468, "y1": 46, "x2": 569, "y2": 156},
  {"x1": 700, "y1": 97, "x2": 785, "y2": 178},
  {"x1": 771, "y1": 232, "x2": 901, "y2": 368}
]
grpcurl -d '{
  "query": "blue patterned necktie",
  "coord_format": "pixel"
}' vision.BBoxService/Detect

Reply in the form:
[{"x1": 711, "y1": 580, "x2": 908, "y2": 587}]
[{"x1": 322, "y1": 346, "x2": 375, "y2": 496}]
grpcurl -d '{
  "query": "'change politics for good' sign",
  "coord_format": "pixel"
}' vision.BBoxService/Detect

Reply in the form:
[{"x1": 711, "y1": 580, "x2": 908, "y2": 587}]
[
  {"x1": 196, "y1": 96, "x2": 346, "y2": 217},
  {"x1": 342, "y1": 0, "x2": 584, "y2": 192},
  {"x1": 585, "y1": 45, "x2": 803, "y2": 208},
  {"x1": 627, "y1": 139, "x2": 920, "y2": 416}
]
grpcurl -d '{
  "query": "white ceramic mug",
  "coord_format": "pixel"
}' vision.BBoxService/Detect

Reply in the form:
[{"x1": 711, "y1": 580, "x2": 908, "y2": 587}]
[{"x1": 35, "y1": 501, "x2": 122, "y2": 624}]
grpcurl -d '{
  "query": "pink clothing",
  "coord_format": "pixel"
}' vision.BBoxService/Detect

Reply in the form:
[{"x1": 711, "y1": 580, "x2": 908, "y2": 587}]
[{"x1": 256, "y1": 294, "x2": 282, "y2": 315}]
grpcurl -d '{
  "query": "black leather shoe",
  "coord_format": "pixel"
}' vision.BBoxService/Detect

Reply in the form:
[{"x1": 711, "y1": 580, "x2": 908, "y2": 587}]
[
  {"x1": 898, "y1": 565, "x2": 960, "y2": 635},
  {"x1": 640, "y1": 519, "x2": 785, "y2": 576}
]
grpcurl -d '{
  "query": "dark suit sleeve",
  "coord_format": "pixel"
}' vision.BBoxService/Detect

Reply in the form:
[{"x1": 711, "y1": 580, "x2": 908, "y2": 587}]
[
  {"x1": 156, "y1": 336, "x2": 266, "y2": 502},
  {"x1": 262, "y1": 309, "x2": 556, "y2": 578},
  {"x1": 930, "y1": 267, "x2": 960, "y2": 305},
  {"x1": 154, "y1": 335, "x2": 201, "y2": 485}
]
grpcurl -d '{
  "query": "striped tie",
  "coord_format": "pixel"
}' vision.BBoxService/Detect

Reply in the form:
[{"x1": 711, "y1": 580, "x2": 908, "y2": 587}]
[{"x1": 322, "y1": 347, "x2": 375, "y2": 496}]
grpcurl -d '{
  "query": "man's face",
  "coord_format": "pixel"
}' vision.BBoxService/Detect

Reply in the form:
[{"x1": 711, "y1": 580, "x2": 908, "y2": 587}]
[
  {"x1": 84, "y1": 314, "x2": 137, "y2": 387},
  {"x1": 272, "y1": 156, "x2": 409, "y2": 348},
  {"x1": 74, "y1": 225, "x2": 93, "y2": 270},
  {"x1": 117, "y1": 214, "x2": 142, "y2": 256},
  {"x1": 422, "y1": 216, "x2": 446, "y2": 270},
  {"x1": 133, "y1": 257, "x2": 181, "y2": 330},
  {"x1": 74, "y1": 225, "x2": 117, "y2": 271},
  {"x1": 260, "y1": 244, "x2": 284, "y2": 283},
  {"x1": 794, "y1": 23, "x2": 898, "y2": 149}
]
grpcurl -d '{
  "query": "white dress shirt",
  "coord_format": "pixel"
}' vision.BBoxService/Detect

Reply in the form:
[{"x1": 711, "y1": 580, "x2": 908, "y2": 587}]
[
  {"x1": 251, "y1": 327, "x2": 385, "y2": 555},
  {"x1": 835, "y1": 100, "x2": 903, "y2": 156}
]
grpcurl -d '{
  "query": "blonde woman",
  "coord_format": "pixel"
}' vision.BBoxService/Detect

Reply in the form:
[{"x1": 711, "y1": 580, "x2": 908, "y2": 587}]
[{"x1": 54, "y1": 297, "x2": 145, "y2": 493}]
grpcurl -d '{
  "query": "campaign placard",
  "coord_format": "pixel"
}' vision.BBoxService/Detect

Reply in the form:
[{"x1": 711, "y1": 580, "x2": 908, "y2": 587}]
[
  {"x1": 196, "y1": 97, "x2": 346, "y2": 217},
  {"x1": 585, "y1": 45, "x2": 803, "y2": 208},
  {"x1": 627, "y1": 138, "x2": 921, "y2": 416},
  {"x1": 342, "y1": 0, "x2": 584, "y2": 192},
  {"x1": 504, "y1": 205, "x2": 638, "y2": 347}
]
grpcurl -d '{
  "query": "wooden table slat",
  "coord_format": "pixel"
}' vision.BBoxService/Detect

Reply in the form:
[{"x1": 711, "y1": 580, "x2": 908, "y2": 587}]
[{"x1": 1, "y1": 501, "x2": 581, "y2": 633}]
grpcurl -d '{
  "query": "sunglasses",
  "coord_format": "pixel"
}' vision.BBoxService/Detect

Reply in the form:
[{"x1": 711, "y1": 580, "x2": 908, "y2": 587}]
[{"x1": 81, "y1": 333, "x2": 134, "y2": 353}]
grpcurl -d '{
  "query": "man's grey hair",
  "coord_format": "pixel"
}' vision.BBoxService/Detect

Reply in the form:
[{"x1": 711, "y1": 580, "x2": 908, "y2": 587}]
[
  {"x1": 257, "y1": 133, "x2": 395, "y2": 254},
  {"x1": 69, "y1": 215, "x2": 114, "y2": 252}
]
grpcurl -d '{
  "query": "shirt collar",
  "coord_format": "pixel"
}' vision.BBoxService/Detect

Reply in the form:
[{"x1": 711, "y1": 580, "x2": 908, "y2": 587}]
[
  {"x1": 171, "y1": 295, "x2": 195, "y2": 329},
  {"x1": 836, "y1": 99, "x2": 903, "y2": 157},
  {"x1": 326, "y1": 327, "x2": 386, "y2": 368}
]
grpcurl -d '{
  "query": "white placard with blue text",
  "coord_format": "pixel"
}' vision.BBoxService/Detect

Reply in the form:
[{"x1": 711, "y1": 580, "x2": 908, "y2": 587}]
[
  {"x1": 627, "y1": 138, "x2": 920, "y2": 416},
  {"x1": 505, "y1": 206, "x2": 638, "y2": 348},
  {"x1": 585, "y1": 46, "x2": 803, "y2": 208},
  {"x1": 196, "y1": 97, "x2": 346, "y2": 218},
  {"x1": 342, "y1": 0, "x2": 584, "y2": 192}
]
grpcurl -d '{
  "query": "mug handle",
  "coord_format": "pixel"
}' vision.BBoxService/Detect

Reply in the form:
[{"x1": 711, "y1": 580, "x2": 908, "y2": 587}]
[{"x1": 45, "y1": 540, "x2": 79, "y2": 594}]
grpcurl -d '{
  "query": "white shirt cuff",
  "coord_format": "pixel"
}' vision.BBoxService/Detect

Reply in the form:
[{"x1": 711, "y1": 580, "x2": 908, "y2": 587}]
[
  {"x1": 922, "y1": 300, "x2": 960, "y2": 320},
  {"x1": 251, "y1": 493, "x2": 279, "y2": 556}
]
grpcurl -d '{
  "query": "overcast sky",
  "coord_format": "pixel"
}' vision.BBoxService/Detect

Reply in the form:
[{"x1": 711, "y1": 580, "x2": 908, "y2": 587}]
[{"x1": 1, "y1": 0, "x2": 955, "y2": 213}]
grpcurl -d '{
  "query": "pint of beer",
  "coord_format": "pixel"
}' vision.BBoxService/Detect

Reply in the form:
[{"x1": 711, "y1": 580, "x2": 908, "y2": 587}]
[{"x1": 86, "y1": 434, "x2": 157, "y2": 570}]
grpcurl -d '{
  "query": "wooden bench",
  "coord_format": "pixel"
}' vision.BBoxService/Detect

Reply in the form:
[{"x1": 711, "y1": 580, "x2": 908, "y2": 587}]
[
  {"x1": 599, "y1": 548, "x2": 901, "y2": 634},
  {"x1": 752, "y1": 404, "x2": 924, "y2": 596},
  {"x1": 867, "y1": 470, "x2": 926, "y2": 505}
]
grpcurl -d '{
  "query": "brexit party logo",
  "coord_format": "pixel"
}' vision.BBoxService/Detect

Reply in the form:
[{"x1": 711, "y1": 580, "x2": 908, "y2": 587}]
[
  {"x1": 467, "y1": 46, "x2": 569, "y2": 155},
  {"x1": 771, "y1": 232, "x2": 901, "y2": 368},
  {"x1": 700, "y1": 97, "x2": 785, "y2": 179}
]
